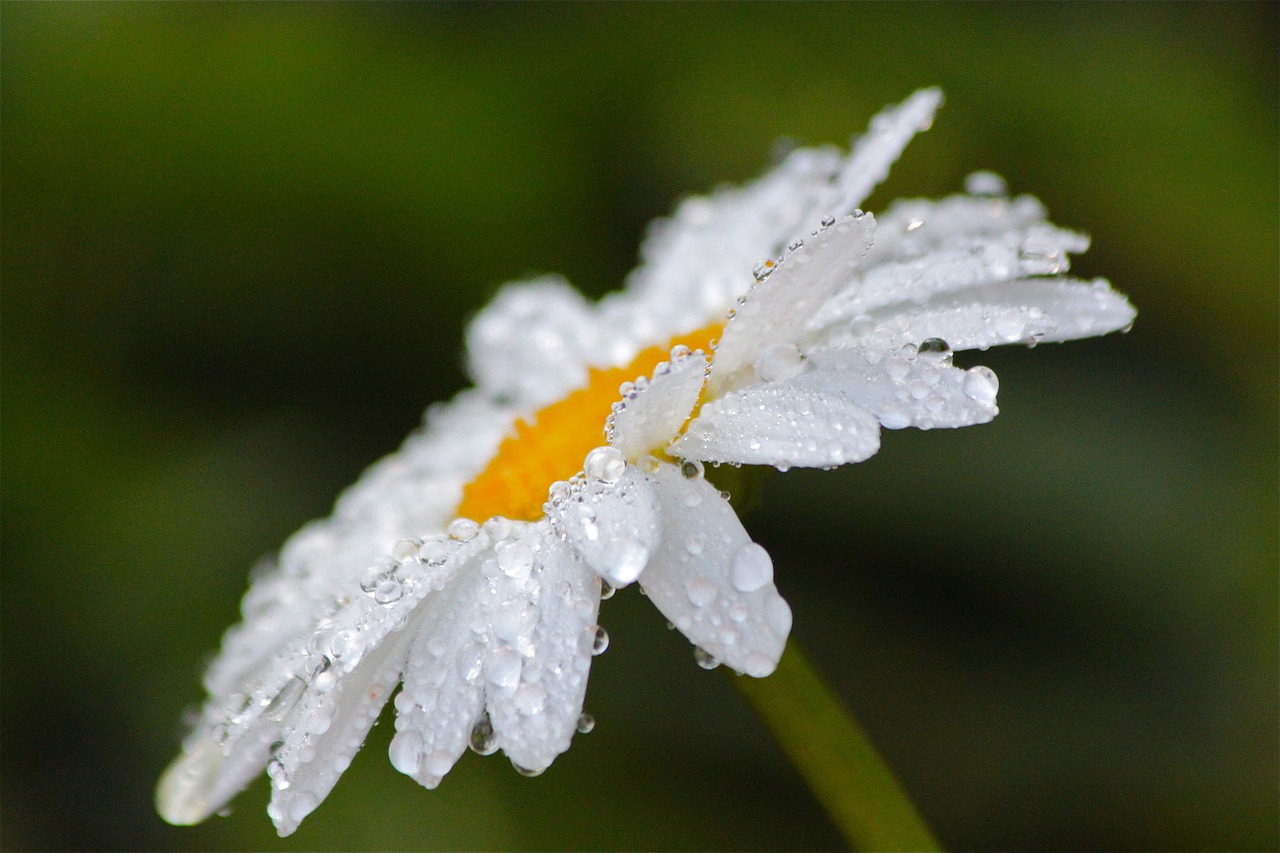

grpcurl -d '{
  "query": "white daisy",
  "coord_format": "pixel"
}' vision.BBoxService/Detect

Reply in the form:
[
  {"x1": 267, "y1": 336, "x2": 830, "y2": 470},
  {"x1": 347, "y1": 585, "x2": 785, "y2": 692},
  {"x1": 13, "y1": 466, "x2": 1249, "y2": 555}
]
[{"x1": 157, "y1": 88, "x2": 1135, "y2": 836}]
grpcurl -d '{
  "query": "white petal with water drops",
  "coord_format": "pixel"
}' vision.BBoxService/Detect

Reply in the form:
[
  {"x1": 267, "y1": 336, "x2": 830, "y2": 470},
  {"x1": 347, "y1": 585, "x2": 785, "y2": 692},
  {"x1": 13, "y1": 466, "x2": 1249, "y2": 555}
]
[
  {"x1": 799, "y1": 347, "x2": 999, "y2": 430},
  {"x1": 711, "y1": 212, "x2": 876, "y2": 394},
  {"x1": 548, "y1": 465, "x2": 660, "y2": 588},
  {"x1": 488, "y1": 535, "x2": 600, "y2": 775},
  {"x1": 607, "y1": 349, "x2": 708, "y2": 461},
  {"x1": 639, "y1": 464, "x2": 790, "y2": 676},
  {"x1": 671, "y1": 379, "x2": 881, "y2": 470}
]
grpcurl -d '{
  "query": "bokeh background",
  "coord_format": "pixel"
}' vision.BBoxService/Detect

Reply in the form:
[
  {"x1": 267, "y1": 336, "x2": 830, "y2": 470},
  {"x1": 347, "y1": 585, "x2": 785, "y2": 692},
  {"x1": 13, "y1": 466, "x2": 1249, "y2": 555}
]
[{"x1": 3, "y1": 3, "x2": 1276, "y2": 851}]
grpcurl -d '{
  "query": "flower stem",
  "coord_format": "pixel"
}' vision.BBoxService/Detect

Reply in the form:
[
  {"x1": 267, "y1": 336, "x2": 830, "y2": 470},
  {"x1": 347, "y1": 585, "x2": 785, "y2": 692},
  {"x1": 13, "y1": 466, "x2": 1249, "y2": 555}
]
[{"x1": 731, "y1": 643, "x2": 942, "y2": 852}]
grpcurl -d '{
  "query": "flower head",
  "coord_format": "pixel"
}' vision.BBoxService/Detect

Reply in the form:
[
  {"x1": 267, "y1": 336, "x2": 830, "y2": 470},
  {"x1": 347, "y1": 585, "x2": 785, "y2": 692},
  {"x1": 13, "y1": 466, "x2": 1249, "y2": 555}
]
[{"x1": 157, "y1": 89, "x2": 1135, "y2": 836}]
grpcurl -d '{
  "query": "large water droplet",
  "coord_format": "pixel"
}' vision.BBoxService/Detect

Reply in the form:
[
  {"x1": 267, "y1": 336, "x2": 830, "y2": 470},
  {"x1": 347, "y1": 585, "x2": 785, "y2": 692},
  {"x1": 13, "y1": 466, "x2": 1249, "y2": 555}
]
[
  {"x1": 730, "y1": 542, "x2": 774, "y2": 593},
  {"x1": 391, "y1": 538, "x2": 422, "y2": 562},
  {"x1": 602, "y1": 536, "x2": 649, "y2": 585},
  {"x1": 576, "y1": 713, "x2": 596, "y2": 734},
  {"x1": 511, "y1": 760, "x2": 544, "y2": 778},
  {"x1": 374, "y1": 578, "x2": 403, "y2": 605},
  {"x1": 483, "y1": 646, "x2": 523, "y2": 691},
  {"x1": 963, "y1": 366, "x2": 999, "y2": 404},
  {"x1": 685, "y1": 576, "x2": 718, "y2": 607},
  {"x1": 681, "y1": 459, "x2": 704, "y2": 480},
  {"x1": 752, "y1": 258, "x2": 778, "y2": 282},
  {"x1": 694, "y1": 647, "x2": 721, "y2": 670},
  {"x1": 755, "y1": 342, "x2": 804, "y2": 383},
  {"x1": 583, "y1": 446, "x2": 626, "y2": 484},
  {"x1": 495, "y1": 540, "x2": 536, "y2": 578},
  {"x1": 389, "y1": 730, "x2": 425, "y2": 775},
  {"x1": 469, "y1": 713, "x2": 498, "y2": 755},
  {"x1": 581, "y1": 624, "x2": 609, "y2": 656},
  {"x1": 917, "y1": 337, "x2": 952, "y2": 364},
  {"x1": 447, "y1": 518, "x2": 479, "y2": 542},
  {"x1": 264, "y1": 676, "x2": 305, "y2": 722},
  {"x1": 513, "y1": 683, "x2": 547, "y2": 715}
]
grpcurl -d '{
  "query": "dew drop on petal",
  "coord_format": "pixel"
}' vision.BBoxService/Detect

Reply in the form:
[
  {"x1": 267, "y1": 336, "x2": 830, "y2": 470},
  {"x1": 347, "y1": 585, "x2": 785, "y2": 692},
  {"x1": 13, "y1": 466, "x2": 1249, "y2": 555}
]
[
  {"x1": 963, "y1": 366, "x2": 999, "y2": 404},
  {"x1": 694, "y1": 647, "x2": 721, "y2": 670},
  {"x1": 730, "y1": 543, "x2": 774, "y2": 593},
  {"x1": 374, "y1": 578, "x2": 403, "y2": 605},
  {"x1": 483, "y1": 646, "x2": 523, "y2": 690},
  {"x1": 581, "y1": 624, "x2": 609, "y2": 656},
  {"x1": 965, "y1": 170, "x2": 1008, "y2": 197},
  {"x1": 917, "y1": 337, "x2": 952, "y2": 364},
  {"x1": 752, "y1": 258, "x2": 778, "y2": 282},
  {"x1": 511, "y1": 760, "x2": 544, "y2": 778},
  {"x1": 447, "y1": 518, "x2": 480, "y2": 542},
  {"x1": 685, "y1": 576, "x2": 718, "y2": 607},
  {"x1": 681, "y1": 459, "x2": 705, "y2": 480},
  {"x1": 469, "y1": 712, "x2": 498, "y2": 755},
  {"x1": 820, "y1": 214, "x2": 836, "y2": 228},
  {"x1": 584, "y1": 446, "x2": 627, "y2": 484},
  {"x1": 602, "y1": 536, "x2": 650, "y2": 585},
  {"x1": 599, "y1": 580, "x2": 616, "y2": 600},
  {"x1": 495, "y1": 540, "x2": 536, "y2": 579},
  {"x1": 286, "y1": 792, "x2": 319, "y2": 825},
  {"x1": 755, "y1": 342, "x2": 804, "y2": 383},
  {"x1": 389, "y1": 730, "x2": 424, "y2": 775},
  {"x1": 576, "y1": 713, "x2": 596, "y2": 734},
  {"x1": 513, "y1": 683, "x2": 547, "y2": 715}
]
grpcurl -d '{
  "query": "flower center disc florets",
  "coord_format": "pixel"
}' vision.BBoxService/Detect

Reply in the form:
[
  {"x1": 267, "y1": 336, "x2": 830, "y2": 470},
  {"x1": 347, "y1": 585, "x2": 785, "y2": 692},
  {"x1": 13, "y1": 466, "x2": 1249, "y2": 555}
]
[{"x1": 456, "y1": 324, "x2": 723, "y2": 522}]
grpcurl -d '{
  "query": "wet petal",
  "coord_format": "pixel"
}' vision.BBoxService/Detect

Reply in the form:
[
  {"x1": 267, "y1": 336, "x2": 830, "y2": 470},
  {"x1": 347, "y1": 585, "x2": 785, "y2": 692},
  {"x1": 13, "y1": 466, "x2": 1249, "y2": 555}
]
[
  {"x1": 670, "y1": 381, "x2": 881, "y2": 470},
  {"x1": 639, "y1": 464, "x2": 791, "y2": 677},
  {"x1": 829, "y1": 87, "x2": 944, "y2": 215},
  {"x1": 801, "y1": 347, "x2": 999, "y2": 430},
  {"x1": 549, "y1": 464, "x2": 660, "y2": 588},
  {"x1": 606, "y1": 348, "x2": 708, "y2": 461},
  {"x1": 711, "y1": 212, "x2": 875, "y2": 394},
  {"x1": 488, "y1": 535, "x2": 600, "y2": 775},
  {"x1": 465, "y1": 277, "x2": 600, "y2": 407}
]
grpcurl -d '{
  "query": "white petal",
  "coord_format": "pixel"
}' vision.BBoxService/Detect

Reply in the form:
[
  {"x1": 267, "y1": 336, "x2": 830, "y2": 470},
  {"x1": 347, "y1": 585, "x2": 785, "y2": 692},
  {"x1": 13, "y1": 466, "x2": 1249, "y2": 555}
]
[
  {"x1": 268, "y1": 624, "x2": 417, "y2": 837},
  {"x1": 825, "y1": 277, "x2": 1137, "y2": 354},
  {"x1": 801, "y1": 348, "x2": 999, "y2": 430},
  {"x1": 829, "y1": 87, "x2": 944, "y2": 215},
  {"x1": 670, "y1": 381, "x2": 881, "y2": 470},
  {"x1": 639, "y1": 464, "x2": 791, "y2": 676},
  {"x1": 488, "y1": 535, "x2": 600, "y2": 775},
  {"x1": 620, "y1": 91, "x2": 939, "y2": 331},
  {"x1": 392, "y1": 560, "x2": 490, "y2": 790},
  {"x1": 464, "y1": 277, "x2": 600, "y2": 408},
  {"x1": 710, "y1": 212, "x2": 876, "y2": 394},
  {"x1": 548, "y1": 466, "x2": 660, "y2": 588},
  {"x1": 607, "y1": 348, "x2": 708, "y2": 461}
]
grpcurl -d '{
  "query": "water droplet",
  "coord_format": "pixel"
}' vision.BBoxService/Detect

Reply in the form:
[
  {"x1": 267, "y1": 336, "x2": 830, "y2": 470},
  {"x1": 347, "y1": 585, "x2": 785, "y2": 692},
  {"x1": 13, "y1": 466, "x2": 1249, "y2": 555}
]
[
  {"x1": 391, "y1": 538, "x2": 422, "y2": 562},
  {"x1": 993, "y1": 314, "x2": 1026, "y2": 342},
  {"x1": 752, "y1": 258, "x2": 778, "y2": 282},
  {"x1": 483, "y1": 646, "x2": 523, "y2": 690},
  {"x1": 329, "y1": 629, "x2": 366, "y2": 663},
  {"x1": 744, "y1": 652, "x2": 775, "y2": 678},
  {"x1": 583, "y1": 446, "x2": 626, "y2": 485},
  {"x1": 511, "y1": 760, "x2": 544, "y2": 778},
  {"x1": 685, "y1": 535, "x2": 704, "y2": 555},
  {"x1": 389, "y1": 730, "x2": 425, "y2": 775},
  {"x1": 965, "y1": 170, "x2": 1008, "y2": 197},
  {"x1": 906, "y1": 217, "x2": 924, "y2": 232},
  {"x1": 599, "y1": 580, "x2": 616, "y2": 600},
  {"x1": 264, "y1": 676, "x2": 305, "y2": 722},
  {"x1": 820, "y1": 214, "x2": 836, "y2": 228},
  {"x1": 755, "y1": 342, "x2": 804, "y2": 383},
  {"x1": 963, "y1": 366, "x2": 999, "y2": 404},
  {"x1": 694, "y1": 647, "x2": 721, "y2": 670},
  {"x1": 681, "y1": 459, "x2": 704, "y2": 480},
  {"x1": 670, "y1": 343, "x2": 692, "y2": 360},
  {"x1": 582, "y1": 624, "x2": 609, "y2": 656},
  {"x1": 917, "y1": 337, "x2": 952, "y2": 364},
  {"x1": 576, "y1": 713, "x2": 596, "y2": 734},
  {"x1": 419, "y1": 539, "x2": 451, "y2": 567},
  {"x1": 286, "y1": 792, "x2": 319, "y2": 825},
  {"x1": 683, "y1": 488, "x2": 702, "y2": 508},
  {"x1": 884, "y1": 355, "x2": 910, "y2": 381},
  {"x1": 880, "y1": 401, "x2": 912, "y2": 430},
  {"x1": 495, "y1": 540, "x2": 536, "y2": 578},
  {"x1": 730, "y1": 542, "x2": 773, "y2": 592},
  {"x1": 602, "y1": 536, "x2": 649, "y2": 585},
  {"x1": 447, "y1": 518, "x2": 479, "y2": 542},
  {"x1": 513, "y1": 683, "x2": 547, "y2": 715},
  {"x1": 360, "y1": 564, "x2": 390, "y2": 593},
  {"x1": 685, "y1": 576, "x2": 718, "y2": 607},
  {"x1": 374, "y1": 578, "x2": 403, "y2": 605},
  {"x1": 456, "y1": 642, "x2": 484, "y2": 682},
  {"x1": 426, "y1": 637, "x2": 448, "y2": 657},
  {"x1": 469, "y1": 713, "x2": 498, "y2": 755}
]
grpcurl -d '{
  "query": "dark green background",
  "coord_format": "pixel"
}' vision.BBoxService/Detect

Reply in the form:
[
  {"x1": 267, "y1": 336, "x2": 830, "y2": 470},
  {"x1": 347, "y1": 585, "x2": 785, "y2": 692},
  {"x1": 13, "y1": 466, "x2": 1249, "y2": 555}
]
[{"x1": 3, "y1": 3, "x2": 1276, "y2": 850}]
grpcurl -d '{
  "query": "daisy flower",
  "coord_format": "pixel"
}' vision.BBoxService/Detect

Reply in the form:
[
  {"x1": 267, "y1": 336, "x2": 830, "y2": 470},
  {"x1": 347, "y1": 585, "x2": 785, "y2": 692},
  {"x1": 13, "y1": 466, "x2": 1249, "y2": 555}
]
[{"x1": 157, "y1": 88, "x2": 1135, "y2": 837}]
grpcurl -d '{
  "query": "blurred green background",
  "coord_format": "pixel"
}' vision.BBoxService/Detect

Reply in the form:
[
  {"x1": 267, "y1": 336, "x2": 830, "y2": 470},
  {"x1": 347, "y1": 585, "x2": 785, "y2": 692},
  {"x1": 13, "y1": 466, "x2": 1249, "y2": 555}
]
[{"x1": 2, "y1": 3, "x2": 1276, "y2": 851}]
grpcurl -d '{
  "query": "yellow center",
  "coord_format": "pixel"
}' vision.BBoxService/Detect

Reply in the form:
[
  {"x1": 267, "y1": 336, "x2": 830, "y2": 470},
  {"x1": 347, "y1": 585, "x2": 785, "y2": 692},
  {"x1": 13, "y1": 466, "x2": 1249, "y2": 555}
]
[{"x1": 456, "y1": 323, "x2": 722, "y2": 522}]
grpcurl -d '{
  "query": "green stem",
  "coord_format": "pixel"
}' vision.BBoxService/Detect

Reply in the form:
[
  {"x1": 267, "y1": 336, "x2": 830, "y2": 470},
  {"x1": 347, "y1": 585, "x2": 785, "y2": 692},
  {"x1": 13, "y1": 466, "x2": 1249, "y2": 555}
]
[{"x1": 732, "y1": 643, "x2": 942, "y2": 852}]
